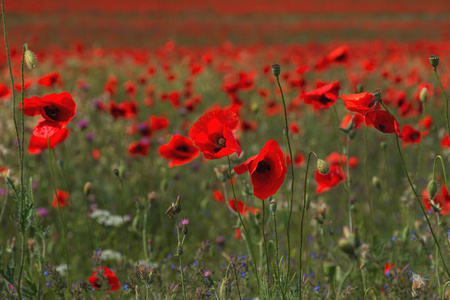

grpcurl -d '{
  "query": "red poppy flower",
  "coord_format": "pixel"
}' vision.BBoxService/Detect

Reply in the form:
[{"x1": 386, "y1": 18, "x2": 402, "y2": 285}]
[
  {"x1": 109, "y1": 101, "x2": 137, "y2": 119},
  {"x1": 158, "y1": 134, "x2": 199, "y2": 167},
  {"x1": 213, "y1": 190, "x2": 224, "y2": 203},
  {"x1": 341, "y1": 93, "x2": 378, "y2": 115},
  {"x1": 189, "y1": 108, "x2": 241, "y2": 160},
  {"x1": 228, "y1": 199, "x2": 260, "y2": 216},
  {"x1": 326, "y1": 45, "x2": 349, "y2": 63},
  {"x1": 234, "y1": 140, "x2": 287, "y2": 200},
  {"x1": 302, "y1": 81, "x2": 341, "y2": 110},
  {"x1": 422, "y1": 185, "x2": 450, "y2": 215},
  {"x1": 0, "y1": 83, "x2": 11, "y2": 100},
  {"x1": 37, "y1": 72, "x2": 63, "y2": 88},
  {"x1": 418, "y1": 115, "x2": 433, "y2": 129},
  {"x1": 401, "y1": 125, "x2": 421, "y2": 146},
  {"x1": 340, "y1": 114, "x2": 364, "y2": 131},
  {"x1": 15, "y1": 80, "x2": 32, "y2": 91},
  {"x1": 52, "y1": 190, "x2": 69, "y2": 207},
  {"x1": 364, "y1": 110, "x2": 403, "y2": 137},
  {"x1": 235, "y1": 228, "x2": 242, "y2": 240},
  {"x1": 384, "y1": 262, "x2": 393, "y2": 276},
  {"x1": 28, "y1": 128, "x2": 70, "y2": 155},
  {"x1": 315, "y1": 164, "x2": 345, "y2": 193},
  {"x1": 21, "y1": 92, "x2": 76, "y2": 138},
  {"x1": 441, "y1": 135, "x2": 450, "y2": 148},
  {"x1": 150, "y1": 115, "x2": 169, "y2": 130},
  {"x1": 89, "y1": 267, "x2": 120, "y2": 291},
  {"x1": 128, "y1": 141, "x2": 149, "y2": 156}
]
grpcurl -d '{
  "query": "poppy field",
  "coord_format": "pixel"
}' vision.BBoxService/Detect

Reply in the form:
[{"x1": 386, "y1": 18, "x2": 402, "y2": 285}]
[{"x1": 1, "y1": 0, "x2": 450, "y2": 299}]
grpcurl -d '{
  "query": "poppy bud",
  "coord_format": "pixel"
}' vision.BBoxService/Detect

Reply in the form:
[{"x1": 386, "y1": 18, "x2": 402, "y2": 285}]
[
  {"x1": 271, "y1": 64, "x2": 281, "y2": 77},
  {"x1": 372, "y1": 176, "x2": 381, "y2": 190},
  {"x1": 24, "y1": 44, "x2": 37, "y2": 69},
  {"x1": 270, "y1": 199, "x2": 277, "y2": 213},
  {"x1": 419, "y1": 87, "x2": 428, "y2": 103},
  {"x1": 427, "y1": 180, "x2": 438, "y2": 200},
  {"x1": 380, "y1": 141, "x2": 387, "y2": 150},
  {"x1": 323, "y1": 262, "x2": 336, "y2": 281},
  {"x1": 356, "y1": 84, "x2": 364, "y2": 93},
  {"x1": 372, "y1": 89, "x2": 382, "y2": 101},
  {"x1": 316, "y1": 159, "x2": 330, "y2": 175},
  {"x1": 84, "y1": 182, "x2": 92, "y2": 196},
  {"x1": 429, "y1": 55, "x2": 439, "y2": 69}
]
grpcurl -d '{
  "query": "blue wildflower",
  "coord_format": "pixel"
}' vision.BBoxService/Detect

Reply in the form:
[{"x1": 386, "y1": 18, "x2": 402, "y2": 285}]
[
  {"x1": 44, "y1": 270, "x2": 48, "y2": 277},
  {"x1": 46, "y1": 281, "x2": 50, "y2": 288},
  {"x1": 123, "y1": 284, "x2": 128, "y2": 291}
]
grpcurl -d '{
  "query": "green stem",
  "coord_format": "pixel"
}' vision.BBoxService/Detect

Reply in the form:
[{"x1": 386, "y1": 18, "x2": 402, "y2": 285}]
[
  {"x1": 227, "y1": 155, "x2": 261, "y2": 295},
  {"x1": 0, "y1": 178, "x2": 9, "y2": 224},
  {"x1": 336, "y1": 259, "x2": 355, "y2": 300},
  {"x1": 432, "y1": 155, "x2": 449, "y2": 191},
  {"x1": 433, "y1": 69, "x2": 450, "y2": 140},
  {"x1": 363, "y1": 126, "x2": 374, "y2": 237},
  {"x1": 436, "y1": 213, "x2": 441, "y2": 291},
  {"x1": 225, "y1": 262, "x2": 242, "y2": 300},
  {"x1": 415, "y1": 101, "x2": 426, "y2": 186},
  {"x1": 261, "y1": 201, "x2": 270, "y2": 288},
  {"x1": 381, "y1": 101, "x2": 450, "y2": 278},
  {"x1": 345, "y1": 135, "x2": 352, "y2": 232},
  {"x1": 275, "y1": 76, "x2": 295, "y2": 283},
  {"x1": 176, "y1": 217, "x2": 187, "y2": 300},
  {"x1": 48, "y1": 138, "x2": 71, "y2": 297},
  {"x1": 364, "y1": 287, "x2": 379, "y2": 300},
  {"x1": 143, "y1": 203, "x2": 150, "y2": 262},
  {"x1": 442, "y1": 281, "x2": 450, "y2": 299},
  {"x1": 83, "y1": 193, "x2": 94, "y2": 251},
  {"x1": 272, "y1": 209, "x2": 282, "y2": 294}
]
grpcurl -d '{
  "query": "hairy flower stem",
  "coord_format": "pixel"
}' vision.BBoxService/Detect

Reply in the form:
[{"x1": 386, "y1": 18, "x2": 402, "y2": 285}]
[
  {"x1": 363, "y1": 126, "x2": 374, "y2": 236},
  {"x1": 345, "y1": 135, "x2": 352, "y2": 232},
  {"x1": 48, "y1": 139, "x2": 71, "y2": 297},
  {"x1": 0, "y1": 179, "x2": 9, "y2": 225},
  {"x1": 275, "y1": 76, "x2": 295, "y2": 283},
  {"x1": 175, "y1": 217, "x2": 187, "y2": 300},
  {"x1": 336, "y1": 259, "x2": 355, "y2": 300},
  {"x1": 261, "y1": 201, "x2": 270, "y2": 287},
  {"x1": 227, "y1": 156, "x2": 261, "y2": 295},
  {"x1": 299, "y1": 151, "x2": 319, "y2": 298},
  {"x1": 272, "y1": 209, "x2": 283, "y2": 295},
  {"x1": 433, "y1": 69, "x2": 450, "y2": 139},
  {"x1": 436, "y1": 213, "x2": 441, "y2": 291},
  {"x1": 225, "y1": 263, "x2": 242, "y2": 300},
  {"x1": 381, "y1": 101, "x2": 450, "y2": 278}
]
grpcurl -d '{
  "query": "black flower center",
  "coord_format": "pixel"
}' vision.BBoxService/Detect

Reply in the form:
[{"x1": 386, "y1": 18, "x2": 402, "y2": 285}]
[
  {"x1": 255, "y1": 161, "x2": 271, "y2": 174},
  {"x1": 213, "y1": 136, "x2": 226, "y2": 153},
  {"x1": 44, "y1": 105, "x2": 60, "y2": 121},
  {"x1": 176, "y1": 145, "x2": 189, "y2": 153}
]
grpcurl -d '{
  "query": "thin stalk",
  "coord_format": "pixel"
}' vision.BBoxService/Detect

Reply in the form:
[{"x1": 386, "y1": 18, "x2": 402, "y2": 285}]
[
  {"x1": 432, "y1": 155, "x2": 449, "y2": 191},
  {"x1": 48, "y1": 138, "x2": 71, "y2": 297},
  {"x1": 415, "y1": 101, "x2": 426, "y2": 186},
  {"x1": 442, "y1": 281, "x2": 450, "y2": 299},
  {"x1": 272, "y1": 209, "x2": 282, "y2": 294},
  {"x1": 363, "y1": 126, "x2": 374, "y2": 236},
  {"x1": 436, "y1": 213, "x2": 441, "y2": 291},
  {"x1": 433, "y1": 68, "x2": 450, "y2": 139},
  {"x1": 227, "y1": 156, "x2": 261, "y2": 295},
  {"x1": 345, "y1": 135, "x2": 352, "y2": 232},
  {"x1": 299, "y1": 152, "x2": 318, "y2": 298},
  {"x1": 175, "y1": 217, "x2": 187, "y2": 300},
  {"x1": 261, "y1": 201, "x2": 270, "y2": 287},
  {"x1": 225, "y1": 262, "x2": 242, "y2": 300},
  {"x1": 364, "y1": 287, "x2": 379, "y2": 300},
  {"x1": 381, "y1": 101, "x2": 450, "y2": 278},
  {"x1": 83, "y1": 193, "x2": 94, "y2": 251},
  {"x1": 0, "y1": 178, "x2": 9, "y2": 223},
  {"x1": 336, "y1": 259, "x2": 355, "y2": 300},
  {"x1": 143, "y1": 203, "x2": 151, "y2": 262},
  {"x1": 275, "y1": 76, "x2": 295, "y2": 282}
]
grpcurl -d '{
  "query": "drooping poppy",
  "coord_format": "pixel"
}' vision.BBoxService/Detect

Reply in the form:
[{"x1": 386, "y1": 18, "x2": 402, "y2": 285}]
[
  {"x1": 340, "y1": 114, "x2": 364, "y2": 131},
  {"x1": 37, "y1": 72, "x2": 63, "y2": 88},
  {"x1": 341, "y1": 92, "x2": 378, "y2": 115},
  {"x1": 127, "y1": 141, "x2": 149, "y2": 156},
  {"x1": 188, "y1": 108, "x2": 241, "y2": 160},
  {"x1": 364, "y1": 110, "x2": 403, "y2": 137},
  {"x1": 234, "y1": 140, "x2": 287, "y2": 200},
  {"x1": 158, "y1": 134, "x2": 199, "y2": 167},
  {"x1": 52, "y1": 190, "x2": 69, "y2": 207},
  {"x1": 315, "y1": 164, "x2": 345, "y2": 194},
  {"x1": 401, "y1": 125, "x2": 421, "y2": 146},
  {"x1": 302, "y1": 81, "x2": 341, "y2": 110},
  {"x1": 422, "y1": 185, "x2": 450, "y2": 215},
  {"x1": 88, "y1": 267, "x2": 120, "y2": 291},
  {"x1": 21, "y1": 92, "x2": 76, "y2": 138},
  {"x1": 28, "y1": 128, "x2": 70, "y2": 155}
]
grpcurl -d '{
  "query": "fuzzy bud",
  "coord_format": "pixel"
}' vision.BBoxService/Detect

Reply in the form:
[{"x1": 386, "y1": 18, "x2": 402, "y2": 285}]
[
  {"x1": 84, "y1": 182, "x2": 92, "y2": 196},
  {"x1": 429, "y1": 55, "x2": 439, "y2": 69},
  {"x1": 24, "y1": 44, "x2": 37, "y2": 69},
  {"x1": 269, "y1": 199, "x2": 277, "y2": 214},
  {"x1": 419, "y1": 87, "x2": 428, "y2": 103},
  {"x1": 427, "y1": 180, "x2": 438, "y2": 200},
  {"x1": 323, "y1": 262, "x2": 336, "y2": 281},
  {"x1": 372, "y1": 89, "x2": 382, "y2": 101},
  {"x1": 271, "y1": 64, "x2": 281, "y2": 77},
  {"x1": 316, "y1": 159, "x2": 330, "y2": 175}
]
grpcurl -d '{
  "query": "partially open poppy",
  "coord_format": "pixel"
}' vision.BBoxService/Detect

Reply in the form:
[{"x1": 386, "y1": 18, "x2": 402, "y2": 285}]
[
  {"x1": 189, "y1": 108, "x2": 241, "y2": 159},
  {"x1": 341, "y1": 92, "x2": 378, "y2": 115},
  {"x1": 364, "y1": 110, "x2": 403, "y2": 137},
  {"x1": 302, "y1": 81, "x2": 341, "y2": 110},
  {"x1": 401, "y1": 125, "x2": 421, "y2": 146},
  {"x1": 234, "y1": 140, "x2": 287, "y2": 200},
  {"x1": 158, "y1": 134, "x2": 199, "y2": 167}
]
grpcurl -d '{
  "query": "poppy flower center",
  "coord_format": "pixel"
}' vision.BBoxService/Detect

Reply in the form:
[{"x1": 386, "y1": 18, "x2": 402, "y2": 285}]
[
  {"x1": 409, "y1": 133, "x2": 420, "y2": 141},
  {"x1": 378, "y1": 124, "x2": 386, "y2": 132},
  {"x1": 255, "y1": 161, "x2": 271, "y2": 174},
  {"x1": 44, "y1": 105, "x2": 60, "y2": 121},
  {"x1": 318, "y1": 94, "x2": 332, "y2": 105},
  {"x1": 176, "y1": 145, "x2": 189, "y2": 153},
  {"x1": 213, "y1": 136, "x2": 226, "y2": 153}
]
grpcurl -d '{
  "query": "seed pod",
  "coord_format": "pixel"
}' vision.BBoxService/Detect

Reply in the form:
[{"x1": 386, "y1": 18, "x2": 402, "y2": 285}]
[
  {"x1": 271, "y1": 64, "x2": 281, "y2": 77},
  {"x1": 372, "y1": 89, "x2": 382, "y2": 101},
  {"x1": 429, "y1": 55, "x2": 439, "y2": 69}
]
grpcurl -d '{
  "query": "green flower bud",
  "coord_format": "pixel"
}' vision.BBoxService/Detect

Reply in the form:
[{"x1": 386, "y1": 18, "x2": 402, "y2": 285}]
[
  {"x1": 372, "y1": 89, "x2": 382, "y2": 101},
  {"x1": 419, "y1": 87, "x2": 428, "y2": 103},
  {"x1": 317, "y1": 159, "x2": 330, "y2": 175},
  {"x1": 269, "y1": 199, "x2": 277, "y2": 214},
  {"x1": 323, "y1": 262, "x2": 336, "y2": 280},
  {"x1": 84, "y1": 182, "x2": 92, "y2": 196},
  {"x1": 24, "y1": 44, "x2": 37, "y2": 69},
  {"x1": 427, "y1": 180, "x2": 438, "y2": 200},
  {"x1": 372, "y1": 176, "x2": 381, "y2": 190},
  {"x1": 356, "y1": 84, "x2": 364, "y2": 93}
]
